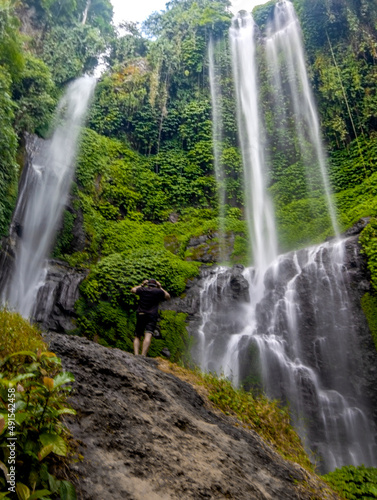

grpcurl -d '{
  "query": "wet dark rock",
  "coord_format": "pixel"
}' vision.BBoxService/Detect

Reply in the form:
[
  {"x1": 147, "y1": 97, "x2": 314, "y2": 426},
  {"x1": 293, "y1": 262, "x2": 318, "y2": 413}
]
[
  {"x1": 160, "y1": 347, "x2": 171, "y2": 358},
  {"x1": 344, "y1": 217, "x2": 371, "y2": 237},
  {"x1": 46, "y1": 333, "x2": 339, "y2": 500},
  {"x1": 168, "y1": 212, "x2": 179, "y2": 223},
  {"x1": 34, "y1": 260, "x2": 88, "y2": 332},
  {"x1": 230, "y1": 264, "x2": 250, "y2": 301},
  {"x1": 264, "y1": 257, "x2": 298, "y2": 291}
]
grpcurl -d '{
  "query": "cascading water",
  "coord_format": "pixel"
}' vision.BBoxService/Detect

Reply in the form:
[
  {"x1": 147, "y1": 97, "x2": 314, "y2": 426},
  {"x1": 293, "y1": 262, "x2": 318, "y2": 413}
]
[
  {"x1": 198, "y1": 9, "x2": 280, "y2": 392},
  {"x1": 195, "y1": 239, "x2": 377, "y2": 472},
  {"x1": 1, "y1": 76, "x2": 96, "y2": 318},
  {"x1": 265, "y1": 0, "x2": 339, "y2": 237},
  {"x1": 194, "y1": 0, "x2": 377, "y2": 473},
  {"x1": 230, "y1": 13, "x2": 278, "y2": 280},
  {"x1": 253, "y1": 239, "x2": 377, "y2": 471}
]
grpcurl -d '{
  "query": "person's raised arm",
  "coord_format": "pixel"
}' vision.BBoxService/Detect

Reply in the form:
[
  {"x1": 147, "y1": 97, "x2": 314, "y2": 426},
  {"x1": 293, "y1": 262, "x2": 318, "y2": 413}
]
[
  {"x1": 156, "y1": 281, "x2": 170, "y2": 300},
  {"x1": 131, "y1": 279, "x2": 148, "y2": 294}
]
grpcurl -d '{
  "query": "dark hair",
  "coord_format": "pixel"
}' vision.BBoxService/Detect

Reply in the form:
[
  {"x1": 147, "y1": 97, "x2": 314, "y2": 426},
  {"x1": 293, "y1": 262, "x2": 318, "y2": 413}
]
[{"x1": 147, "y1": 279, "x2": 158, "y2": 288}]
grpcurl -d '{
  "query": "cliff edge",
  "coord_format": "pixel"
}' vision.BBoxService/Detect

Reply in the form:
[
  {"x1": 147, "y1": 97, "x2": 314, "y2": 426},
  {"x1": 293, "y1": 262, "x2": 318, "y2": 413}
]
[{"x1": 47, "y1": 334, "x2": 339, "y2": 500}]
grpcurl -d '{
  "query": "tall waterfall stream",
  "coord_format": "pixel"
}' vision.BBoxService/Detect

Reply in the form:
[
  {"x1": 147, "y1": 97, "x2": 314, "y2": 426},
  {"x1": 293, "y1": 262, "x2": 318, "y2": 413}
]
[{"x1": 1, "y1": 77, "x2": 96, "y2": 318}]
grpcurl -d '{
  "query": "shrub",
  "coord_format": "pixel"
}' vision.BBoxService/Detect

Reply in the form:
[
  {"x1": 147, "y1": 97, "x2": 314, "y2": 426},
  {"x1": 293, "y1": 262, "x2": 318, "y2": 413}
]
[
  {"x1": 360, "y1": 218, "x2": 377, "y2": 293},
  {"x1": 0, "y1": 309, "x2": 46, "y2": 357},
  {"x1": 0, "y1": 313, "x2": 77, "y2": 499},
  {"x1": 361, "y1": 292, "x2": 377, "y2": 351},
  {"x1": 149, "y1": 310, "x2": 191, "y2": 362},
  {"x1": 323, "y1": 465, "x2": 377, "y2": 499}
]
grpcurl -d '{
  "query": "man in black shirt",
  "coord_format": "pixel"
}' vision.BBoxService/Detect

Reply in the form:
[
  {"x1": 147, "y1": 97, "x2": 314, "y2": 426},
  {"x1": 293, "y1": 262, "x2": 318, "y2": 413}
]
[{"x1": 131, "y1": 278, "x2": 170, "y2": 356}]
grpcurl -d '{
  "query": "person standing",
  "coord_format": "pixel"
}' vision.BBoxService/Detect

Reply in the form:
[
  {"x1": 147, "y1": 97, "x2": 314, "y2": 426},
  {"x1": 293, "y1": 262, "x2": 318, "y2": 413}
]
[{"x1": 131, "y1": 279, "x2": 170, "y2": 356}]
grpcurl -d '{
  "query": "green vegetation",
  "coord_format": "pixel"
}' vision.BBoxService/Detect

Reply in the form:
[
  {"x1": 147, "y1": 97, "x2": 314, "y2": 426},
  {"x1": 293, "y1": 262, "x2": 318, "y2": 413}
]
[
  {"x1": 361, "y1": 293, "x2": 377, "y2": 351},
  {"x1": 0, "y1": 0, "x2": 23, "y2": 239},
  {"x1": 0, "y1": 0, "x2": 112, "y2": 238},
  {"x1": 49, "y1": 126, "x2": 246, "y2": 352},
  {"x1": 323, "y1": 465, "x2": 377, "y2": 499},
  {"x1": 360, "y1": 219, "x2": 377, "y2": 292},
  {"x1": 0, "y1": 309, "x2": 47, "y2": 356},
  {"x1": 74, "y1": 248, "x2": 199, "y2": 356},
  {"x1": 0, "y1": 310, "x2": 77, "y2": 499}
]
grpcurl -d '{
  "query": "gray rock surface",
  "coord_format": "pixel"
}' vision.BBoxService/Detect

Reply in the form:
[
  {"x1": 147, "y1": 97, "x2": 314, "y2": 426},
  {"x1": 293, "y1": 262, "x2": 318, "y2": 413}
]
[
  {"x1": 47, "y1": 333, "x2": 339, "y2": 500},
  {"x1": 34, "y1": 261, "x2": 87, "y2": 332}
]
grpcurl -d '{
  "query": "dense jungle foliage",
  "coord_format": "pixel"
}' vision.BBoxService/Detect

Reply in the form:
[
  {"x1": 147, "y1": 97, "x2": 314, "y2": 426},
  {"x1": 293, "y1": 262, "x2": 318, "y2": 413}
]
[{"x1": 2, "y1": 0, "x2": 377, "y2": 370}]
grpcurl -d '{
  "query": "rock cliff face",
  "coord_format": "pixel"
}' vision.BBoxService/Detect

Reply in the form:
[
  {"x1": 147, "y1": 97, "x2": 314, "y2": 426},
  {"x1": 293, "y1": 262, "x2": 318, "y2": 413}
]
[
  {"x1": 34, "y1": 260, "x2": 88, "y2": 332},
  {"x1": 47, "y1": 333, "x2": 339, "y2": 500}
]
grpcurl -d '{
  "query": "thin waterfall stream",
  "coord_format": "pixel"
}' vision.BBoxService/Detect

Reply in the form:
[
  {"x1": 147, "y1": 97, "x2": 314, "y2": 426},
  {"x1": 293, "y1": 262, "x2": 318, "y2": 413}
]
[
  {"x1": 208, "y1": 37, "x2": 227, "y2": 263},
  {"x1": 1, "y1": 76, "x2": 96, "y2": 318},
  {"x1": 265, "y1": 0, "x2": 339, "y2": 238},
  {"x1": 195, "y1": 0, "x2": 377, "y2": 473}
]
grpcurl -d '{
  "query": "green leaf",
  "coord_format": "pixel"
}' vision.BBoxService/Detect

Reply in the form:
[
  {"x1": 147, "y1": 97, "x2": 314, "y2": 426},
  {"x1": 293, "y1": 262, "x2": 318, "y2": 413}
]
[
  {"x1": 38, "y1": 444, "x2": 54, "y2": 461},
  {"x1": 59, "y1": 481, "x2": 77, "y2": 500},
  {"x1": 47, "y1": 473, "x2": 61, "y2": 494},
  {"x1": 52, "y1": 372, "x2": 75, "y2": 389},
  {"x1": 0, "y1": 414, "x2": 8, "y2": 430},
  {"x1": 0, "y1": 417, "x2": 5, "y2": 435},
  {"x1": 15, "y1": 412, "x2": 30, "y2": 425},
  {"x1": 8, "y1": 351, "x2": 37, "y2": 361},
  {"x1": 0, "y1": 460, "x2": 8, "y2": 478},
  {"x1": 16, "y1": 483, "x2": 30, "y2": 500},
  {"x1": 369, "y1": 485, "x2": 377, "y2": 496},
  {"x1": 56, "y1": 408, "x2": 76, "y2": 416},
  {"x1": 28, "y1": 491, "x2": 51, "y2": 500},
  {"x1": 39, "y1": 433, "x2": 67, "y2": 457}
]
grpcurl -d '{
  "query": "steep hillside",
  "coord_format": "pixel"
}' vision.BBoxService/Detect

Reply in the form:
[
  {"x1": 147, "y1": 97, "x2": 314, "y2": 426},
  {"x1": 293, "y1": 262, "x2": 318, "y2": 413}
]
[{"x1": 47, "y1": 333, "x2": 340, "y2": 500}]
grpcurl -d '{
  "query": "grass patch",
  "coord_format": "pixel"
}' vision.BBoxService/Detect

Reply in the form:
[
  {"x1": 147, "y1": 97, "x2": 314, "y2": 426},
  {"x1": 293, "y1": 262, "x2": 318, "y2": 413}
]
[{"x1": 0, "y1": 308, "x2": 47, "y2": 357}]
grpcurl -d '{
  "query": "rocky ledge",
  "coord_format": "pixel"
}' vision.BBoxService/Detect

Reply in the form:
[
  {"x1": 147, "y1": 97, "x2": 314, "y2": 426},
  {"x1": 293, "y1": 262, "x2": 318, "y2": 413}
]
[{"x1": 47, "y1": 333, "x2": 339, "y2": 500}]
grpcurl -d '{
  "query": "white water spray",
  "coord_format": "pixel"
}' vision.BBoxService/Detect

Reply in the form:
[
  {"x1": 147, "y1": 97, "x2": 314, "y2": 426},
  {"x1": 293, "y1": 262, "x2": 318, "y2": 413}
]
[
  {"x1": 2, "y1": 76, "x2": 96, "y2": 318},
  {"x1": 208, "y1": 37, "x2": 227, "y2": 262},
  {"x1": 266, "y1": 0, "x2": 339, "y2": 237},
  {"x1": 195, "y1": 240, "x2": 377, "y2": 471},
  {"x1": 230, "y1": 13, "x2": 278, "y2": 280}
]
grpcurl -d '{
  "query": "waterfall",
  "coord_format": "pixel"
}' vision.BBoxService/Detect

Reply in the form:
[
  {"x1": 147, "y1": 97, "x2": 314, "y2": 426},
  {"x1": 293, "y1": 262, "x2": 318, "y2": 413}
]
[
  {"x1": 230, "y1": 13, "x2": 278, "y2": 282},
  {"x1": 254, "y1": 239, "x2": 377, "y2": 471},
  {"x1": 194, "y1": 240, "x2": 377, "y2": 472},
  {"x1": 265, "y1": 0, "x2": 339, "y2": 238},
  {"x1": 208, "y1": 37, "x2": 226, "y2": 263},
  {"x1": 195, "y1": 0, "x2": 377, "y2": 473},
  {"x1": 1, "y1": 76, "x2": 96, "y2": 318}
]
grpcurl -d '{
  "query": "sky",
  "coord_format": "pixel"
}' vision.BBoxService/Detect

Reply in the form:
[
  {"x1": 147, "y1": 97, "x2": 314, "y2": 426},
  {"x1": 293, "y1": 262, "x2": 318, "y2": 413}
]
[{"x1": 110, "y1": 0, "x2": 271, "y2": 25}]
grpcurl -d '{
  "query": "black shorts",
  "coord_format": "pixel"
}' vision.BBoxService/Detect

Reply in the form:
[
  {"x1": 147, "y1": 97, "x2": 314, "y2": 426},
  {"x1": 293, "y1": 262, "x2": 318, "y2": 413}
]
[{"x1": 135, "y1": 313, "x2": 158, "y2": 338}]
